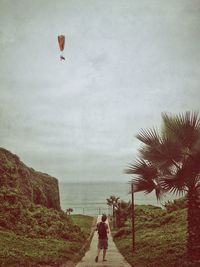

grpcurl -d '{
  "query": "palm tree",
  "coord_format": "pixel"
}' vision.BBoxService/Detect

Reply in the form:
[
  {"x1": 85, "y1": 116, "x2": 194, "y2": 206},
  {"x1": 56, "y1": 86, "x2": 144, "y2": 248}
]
[
  {"x1": 125, "y1": 111, "x2": 200, "y2": 261},
  {"x1": 66, "y1": 208, "x2": 73, "y2": 215},
  {"x1": 106, "y1": 195, "x2": 120, "y2": 227}
]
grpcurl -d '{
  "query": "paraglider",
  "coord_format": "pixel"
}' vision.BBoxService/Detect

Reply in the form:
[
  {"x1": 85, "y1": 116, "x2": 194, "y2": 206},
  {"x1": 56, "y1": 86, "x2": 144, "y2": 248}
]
[{"x1": 58, "y1": 35, "x2": 65, "y2": 61}]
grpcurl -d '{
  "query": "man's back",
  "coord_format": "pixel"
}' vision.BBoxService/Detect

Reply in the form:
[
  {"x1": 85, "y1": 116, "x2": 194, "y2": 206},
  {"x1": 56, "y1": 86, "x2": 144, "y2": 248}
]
[{"x1": 97, "y1": 221, "x2": 108, "y2": 239}]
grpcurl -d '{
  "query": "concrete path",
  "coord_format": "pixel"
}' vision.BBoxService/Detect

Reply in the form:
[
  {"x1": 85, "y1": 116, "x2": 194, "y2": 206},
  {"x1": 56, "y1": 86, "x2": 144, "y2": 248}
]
[{"x1": 76, "y1": 215, "x2": 131, "y2": 267}]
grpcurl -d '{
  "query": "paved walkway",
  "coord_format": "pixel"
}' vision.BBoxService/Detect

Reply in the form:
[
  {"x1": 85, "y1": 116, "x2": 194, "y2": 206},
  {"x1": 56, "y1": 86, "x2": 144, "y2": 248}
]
[{"x1": 76, "y1": 215, "x2": 131, "y2": 267}]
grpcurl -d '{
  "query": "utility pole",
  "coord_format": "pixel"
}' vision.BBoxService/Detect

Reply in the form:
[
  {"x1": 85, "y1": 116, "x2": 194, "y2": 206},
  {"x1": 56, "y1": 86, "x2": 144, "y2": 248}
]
[{"x1": 131, "y1": 182, "x2": 135, "y2": 252}]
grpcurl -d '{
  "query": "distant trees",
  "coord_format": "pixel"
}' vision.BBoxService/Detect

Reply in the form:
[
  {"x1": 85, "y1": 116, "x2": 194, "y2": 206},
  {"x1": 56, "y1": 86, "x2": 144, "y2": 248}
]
[
  {"x1": 106, "y1": 196, "x2": 120, "y2": 216},
  {"x1": 106, "y1": 195, "x2": 120, "y2": 228},
  {"x1": 66, "y1": 208, "x2": 73, "y2": 215},
  {"x1": 107, "y1": 195, "x2": 131, "y2": 228},
  {"x1": 115, "y1": 200, "x2": 131, "y2": 228},
  {"x1": 125, "y1": 111, "x2": 200, "y2": 261}
]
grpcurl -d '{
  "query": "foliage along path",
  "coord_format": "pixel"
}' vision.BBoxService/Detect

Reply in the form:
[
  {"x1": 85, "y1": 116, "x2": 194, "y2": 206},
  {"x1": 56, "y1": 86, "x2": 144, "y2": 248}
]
[{"x1": 76, "y1": 215, "x2": 131, "y2": 267}]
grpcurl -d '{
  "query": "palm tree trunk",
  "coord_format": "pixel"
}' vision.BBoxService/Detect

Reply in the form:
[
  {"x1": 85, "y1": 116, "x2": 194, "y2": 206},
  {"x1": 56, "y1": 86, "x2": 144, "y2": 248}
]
[{"x1": 187, "y1": 184, "x2": 200, "y2": 261}]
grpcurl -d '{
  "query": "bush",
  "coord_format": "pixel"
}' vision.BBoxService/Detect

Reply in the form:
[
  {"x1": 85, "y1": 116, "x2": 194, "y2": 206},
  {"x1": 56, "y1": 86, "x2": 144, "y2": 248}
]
[
  {"x1": 174, "y1": 259, "x2": 200, "y2": 267},
  {"x1": 114, "y1": 228, "x2": 132, "y2": 238},
  {"x1": 164, "y1": 198, "x2": 187, "y2": 213},
  {"x1": 0, "y1": 187, "x2": 85, "y2": 242},
  {"x1": 159, "y1": 213, "x2": 176, "y2": 225}
]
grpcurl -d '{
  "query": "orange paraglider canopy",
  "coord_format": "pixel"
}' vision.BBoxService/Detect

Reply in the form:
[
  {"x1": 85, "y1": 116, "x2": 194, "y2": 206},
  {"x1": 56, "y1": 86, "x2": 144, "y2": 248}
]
[{"x1": 58, "y1": 35, "x2": 65, "y2": 51}]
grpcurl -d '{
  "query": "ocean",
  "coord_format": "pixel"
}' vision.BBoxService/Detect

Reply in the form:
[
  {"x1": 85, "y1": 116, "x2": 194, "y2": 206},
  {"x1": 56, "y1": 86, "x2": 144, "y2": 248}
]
[{"x1": 59, "y1": 182, "x2": 176, "y2": 215}]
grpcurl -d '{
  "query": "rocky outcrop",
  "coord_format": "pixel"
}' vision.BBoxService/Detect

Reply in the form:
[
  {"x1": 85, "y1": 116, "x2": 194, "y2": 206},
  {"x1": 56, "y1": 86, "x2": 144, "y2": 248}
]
[{"x1": 0, "y1": 147, "x2": 60, "y2": 210}]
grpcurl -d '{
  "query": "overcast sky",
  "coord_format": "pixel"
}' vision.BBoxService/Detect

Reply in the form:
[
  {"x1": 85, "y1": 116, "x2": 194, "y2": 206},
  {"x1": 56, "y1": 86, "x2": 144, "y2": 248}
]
[{"x1": 0, "y1": 0, "x2": 200, "y2": 182}]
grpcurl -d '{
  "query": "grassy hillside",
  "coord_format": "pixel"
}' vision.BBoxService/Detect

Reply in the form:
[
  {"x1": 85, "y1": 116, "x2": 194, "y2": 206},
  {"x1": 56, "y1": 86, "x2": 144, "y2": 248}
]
[
  {"x1": 0, "y1": 186, "x2": 94, "y2": 266},
  {"x1": 0, "y1": 230, "x2": 80, "y2": 267},
  {"x1": 0, "y1": 147, "x2": 60, "y2": 210},
  {"x1": 113, "y1": 204, "x2": 187, "y2": 267},
  {"x1": 71, "y1": 214, "x2": 95, "y2": 237},
  {"x1": 0, "y1": 148, "x2": 95, "y2": 266},
  {"x1": 0, "y1": 215, "x2": 94, "y2": 267}
]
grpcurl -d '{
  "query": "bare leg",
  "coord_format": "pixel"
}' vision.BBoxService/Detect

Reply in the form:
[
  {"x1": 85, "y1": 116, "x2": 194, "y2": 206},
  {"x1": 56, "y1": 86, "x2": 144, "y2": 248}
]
[
  {"x1": 97, "y1": 248, "x2": 101, "y2": 257},
  {"x1": 95, "y1": 248, "x2": 101, "y2": 262},
  {"x1": 103, "y1": 249, "x2": 107, "y2": 260}
]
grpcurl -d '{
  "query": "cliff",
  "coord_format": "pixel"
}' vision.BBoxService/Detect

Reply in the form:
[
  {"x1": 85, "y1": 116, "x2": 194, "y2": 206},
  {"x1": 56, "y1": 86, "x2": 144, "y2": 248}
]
[{"x1": 0, "y1": 147, "x2": 60, "y2": 210}]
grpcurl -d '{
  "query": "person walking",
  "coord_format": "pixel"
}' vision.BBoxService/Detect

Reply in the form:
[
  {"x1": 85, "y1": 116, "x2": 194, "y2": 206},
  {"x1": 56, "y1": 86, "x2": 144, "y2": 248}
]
[{"x1": 95, "y1": 214, "x2": 109, "y2": 263}]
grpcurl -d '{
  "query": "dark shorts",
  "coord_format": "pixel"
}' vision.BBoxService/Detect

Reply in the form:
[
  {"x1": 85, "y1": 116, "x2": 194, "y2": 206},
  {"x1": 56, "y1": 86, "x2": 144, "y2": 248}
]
[{"x1": 98, "y1": 239, "x2": 108, "y2": 249}]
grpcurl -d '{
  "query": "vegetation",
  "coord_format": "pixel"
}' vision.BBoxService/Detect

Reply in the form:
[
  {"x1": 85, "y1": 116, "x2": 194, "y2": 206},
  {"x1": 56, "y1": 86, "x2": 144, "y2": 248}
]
[
  {"x1": 125, "y1": 111, "x2": 200, "y2": 262},
  {"x1": 164, "y1": 197, "x2": 187, "y2": 213},
  {"x1": 0, "y1": 230, "x2": 81, "y2": 267},
  {"x1": 106, "y1": 195, "x2": 120, "y2": 228},
  {"x1": 113, "y1": 203, "x2": 189, "y2": 267},
  {"x1": 0, "y1": 186, "x2": 84, "y2": 241},
  {"x1": 0, "y1": 147, "x2": 60, "y2": 210},
  {"x1": 71, "y1": 214, "x2": 94, "y2": 237},
  {"x1": 66, "y1": 208, "x2": 74, "y2": 215},
  {"x1": 0, "y1": 186, "x2": 94, "y2": 266},
  {"x1": 0, "y1": 147, "x2": 96, "y2": 266}
]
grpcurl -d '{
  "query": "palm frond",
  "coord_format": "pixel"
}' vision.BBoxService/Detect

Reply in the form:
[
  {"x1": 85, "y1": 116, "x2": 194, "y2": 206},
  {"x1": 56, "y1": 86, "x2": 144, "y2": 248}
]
[
  {"x1": 126, "y1": 111, "x2": 200, "y2": 201},
  {"x1": 160, "y1": 175, "x2": 187, "y2": 195},
  {"x1": 138, "y1": 136, "x2": 182, "y2": 171},
  {"x1": 131, "y1": 177, "x2": 155, "y2": 193},
  {"x1": 131, "y1": 177, "x2": 163, "y2": 201},
  {"x1": 125, "y1": 158, "x2": 158, "y2": 180},
  {"x1": 136, "y1": 128, "x2": 160, "y2": 146},
  {"x1": 162, "y1": 111, "x2": 200, "y2": 149},
  {"x1": 169, "y1": 152, "x2": 199, "y2": 186}
]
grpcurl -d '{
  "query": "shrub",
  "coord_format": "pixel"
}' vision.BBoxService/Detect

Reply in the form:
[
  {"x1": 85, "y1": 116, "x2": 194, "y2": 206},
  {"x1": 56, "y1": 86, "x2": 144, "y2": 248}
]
[
  {"x1": 114, "y1": 228, "x2": 132, "y2": 238},
  {"x1": 164, "y1": 198, "x2": 187, "y2": 213},
  {"x1": 0, "y1": 187, "x2": 84, "y2": 242},
  {"x1": 159, "y1": 213, "x2": 176, "y2": 225}
]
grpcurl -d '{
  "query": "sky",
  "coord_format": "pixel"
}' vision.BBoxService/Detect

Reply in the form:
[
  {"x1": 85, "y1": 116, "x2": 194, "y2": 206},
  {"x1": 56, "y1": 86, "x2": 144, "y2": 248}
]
[{"x1": 0, "y1": 0, "x2": 200, "y2": 182}]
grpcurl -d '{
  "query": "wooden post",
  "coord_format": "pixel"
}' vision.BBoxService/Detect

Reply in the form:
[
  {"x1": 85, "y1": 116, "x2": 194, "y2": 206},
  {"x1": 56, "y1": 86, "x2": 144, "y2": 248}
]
[
  {"x1": 115, "y1": 205, "x2": 117, "y2": 228},
  {"x1": 131, "y1": 182, "x2": 135, "y2": 252},
  {"x1": 112, "y1": 205, "x2": 115, "y2": 228}
]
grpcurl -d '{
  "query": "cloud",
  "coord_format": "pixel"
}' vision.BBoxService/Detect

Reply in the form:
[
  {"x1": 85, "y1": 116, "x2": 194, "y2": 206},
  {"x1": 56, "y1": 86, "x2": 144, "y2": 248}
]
[
  {"x1": 0, "y1": 32, "x2": 15, "y2": 45},
  {"x1": 0, "y1": 0, "x2": 200, "y2": 182}
]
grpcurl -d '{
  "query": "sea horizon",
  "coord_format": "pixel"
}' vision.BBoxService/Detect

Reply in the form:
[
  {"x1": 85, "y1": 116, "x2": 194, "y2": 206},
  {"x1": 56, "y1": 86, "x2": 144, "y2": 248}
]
[{"x1": 58, "y1": 181, "x2": 179, "y2": 215}]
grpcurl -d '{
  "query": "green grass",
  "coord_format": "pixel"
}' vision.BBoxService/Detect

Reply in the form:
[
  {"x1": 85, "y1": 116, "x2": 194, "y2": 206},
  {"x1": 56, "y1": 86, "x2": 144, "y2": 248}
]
[
  {"x1": 112, "y1": 205, "x2": 187, "y2": 267},
  {"x1": 0, "y1": 149, "x2": 95, "y2": 266},
  {"x1": 0, "y1": 213, "x2": 94, "y2": 267},
  {"x1": 0, "y1": 187, "x2": 87, "y2": 242},
  {"x1": 71, "y1": 214, "x2": 94, "y2": 237},
  {"x1": 0, "y1": 187, "x2": 94, "y2": 267},
  {"x1": 0, "y1": 229, "x2": 81, "y2": 267}
]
